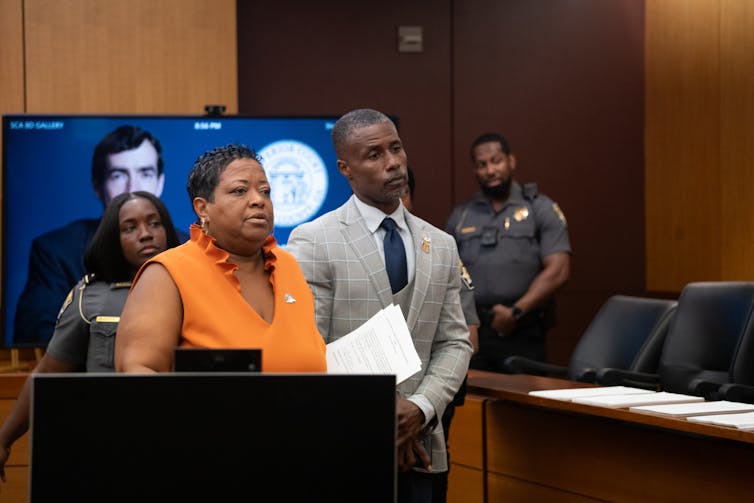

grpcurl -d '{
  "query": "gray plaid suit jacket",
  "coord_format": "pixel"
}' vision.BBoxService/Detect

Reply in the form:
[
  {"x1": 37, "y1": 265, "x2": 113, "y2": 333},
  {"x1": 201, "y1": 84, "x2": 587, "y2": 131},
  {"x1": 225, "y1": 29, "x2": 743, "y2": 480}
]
[{"x1": 288, "y1": 196, "x2": 472, "y2": 472}]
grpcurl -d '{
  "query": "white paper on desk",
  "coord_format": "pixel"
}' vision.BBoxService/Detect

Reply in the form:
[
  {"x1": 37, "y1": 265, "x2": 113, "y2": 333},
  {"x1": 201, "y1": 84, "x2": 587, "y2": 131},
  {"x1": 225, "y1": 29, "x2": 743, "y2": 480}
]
[
  {"x1": 687, "y1": 411, "x2": 754, "y2": 429},
  {"x1": 528, "y1": 386, "x2": 655, "y2": 401},
  {"x1": 326, "y1": 304, "x2": 421, "y2": 384},
  {"x1": 572, "y1": 391, "x2": 704, "y2": 409},
  {"x1": 630, "y1": 400, "x2": 754, "y2": 417}
]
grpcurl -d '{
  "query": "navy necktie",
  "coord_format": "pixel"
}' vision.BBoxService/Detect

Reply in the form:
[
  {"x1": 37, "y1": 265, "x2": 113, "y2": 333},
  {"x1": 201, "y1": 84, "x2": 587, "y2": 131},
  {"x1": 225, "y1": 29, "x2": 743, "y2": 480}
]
[{"x1": 381, "y1": 217, "x2": 408, "y2": 294}]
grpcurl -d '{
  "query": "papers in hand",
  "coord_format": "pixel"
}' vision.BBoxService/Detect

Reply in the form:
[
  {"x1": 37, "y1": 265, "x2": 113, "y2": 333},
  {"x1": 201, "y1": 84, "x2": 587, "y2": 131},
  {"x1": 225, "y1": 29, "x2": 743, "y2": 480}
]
[{"x1": 326, "y1": 304, "x2": 421, "y2": 384}]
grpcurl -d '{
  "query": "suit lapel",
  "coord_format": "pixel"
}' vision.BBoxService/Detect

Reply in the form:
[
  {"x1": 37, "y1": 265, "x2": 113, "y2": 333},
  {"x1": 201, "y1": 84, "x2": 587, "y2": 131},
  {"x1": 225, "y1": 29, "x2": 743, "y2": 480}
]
[
  {"x1": 340, "y1": 198, "x2": 394, "y2": 308},
  {"x1": 405, "y1": 212, "x2": 431, "y2": 332}
]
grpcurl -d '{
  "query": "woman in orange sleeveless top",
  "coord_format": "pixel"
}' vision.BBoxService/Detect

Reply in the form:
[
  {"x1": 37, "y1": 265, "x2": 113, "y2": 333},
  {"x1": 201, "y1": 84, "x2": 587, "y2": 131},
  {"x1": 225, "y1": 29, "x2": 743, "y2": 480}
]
[{"x1": 115, "y1": 145, "x2": 326, "y2": 373}]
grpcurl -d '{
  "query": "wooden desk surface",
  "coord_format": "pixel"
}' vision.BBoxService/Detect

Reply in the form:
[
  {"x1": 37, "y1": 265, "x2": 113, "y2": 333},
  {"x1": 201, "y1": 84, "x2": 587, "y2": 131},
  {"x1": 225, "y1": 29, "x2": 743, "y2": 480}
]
[
  {"x1": 463, "y1": 370, "x2": 754, "y2": 501},
  {"x1": 466, "y1": 369, "x2": 754, "y2": 445}
]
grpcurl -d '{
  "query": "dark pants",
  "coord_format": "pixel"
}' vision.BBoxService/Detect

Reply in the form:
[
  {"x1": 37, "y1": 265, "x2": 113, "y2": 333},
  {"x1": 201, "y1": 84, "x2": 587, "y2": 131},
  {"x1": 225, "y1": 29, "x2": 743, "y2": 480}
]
[
  {"x1": 470, "y1": 307, "x2": 547, "y2": 373},
  {"x1": 398, "y1": 469, "x2": 434, "y2": 503},
  {"x1": 430, "y1": 377, "x2": 467, "y2": 503}
]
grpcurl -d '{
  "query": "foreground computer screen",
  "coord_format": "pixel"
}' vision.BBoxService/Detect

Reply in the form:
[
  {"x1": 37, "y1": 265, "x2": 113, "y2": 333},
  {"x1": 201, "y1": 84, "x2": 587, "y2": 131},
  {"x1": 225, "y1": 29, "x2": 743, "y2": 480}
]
[{"x1": 31, "y1": 373, "x2": 396, "y2": 502}]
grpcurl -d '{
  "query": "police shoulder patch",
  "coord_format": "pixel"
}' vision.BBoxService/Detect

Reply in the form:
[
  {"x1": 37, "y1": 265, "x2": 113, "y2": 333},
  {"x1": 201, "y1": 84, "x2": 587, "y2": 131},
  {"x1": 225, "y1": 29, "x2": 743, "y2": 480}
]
[
  {"x1": 552, "y1": 203, "x2": 567, "y2": 224},
  {"x1": 56, "y1": 288, "x2": 75, "y2": 323},
  {"x1": 458, "y1": 259, "x2": 474, "y2": 290}
]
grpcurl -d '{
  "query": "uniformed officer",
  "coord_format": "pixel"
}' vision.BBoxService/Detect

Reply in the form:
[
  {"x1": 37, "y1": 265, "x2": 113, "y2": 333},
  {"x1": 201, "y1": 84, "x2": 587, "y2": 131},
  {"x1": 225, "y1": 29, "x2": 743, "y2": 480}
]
[
  {"x1": 445, "y1": 133, "x2": 571, "y2": 372},
  {"x1": 47, "y1": 273, "x2": 132, "y2": 372},
  {"x1": 0, "y1": 191, "x2": 180, "y2": 483}
]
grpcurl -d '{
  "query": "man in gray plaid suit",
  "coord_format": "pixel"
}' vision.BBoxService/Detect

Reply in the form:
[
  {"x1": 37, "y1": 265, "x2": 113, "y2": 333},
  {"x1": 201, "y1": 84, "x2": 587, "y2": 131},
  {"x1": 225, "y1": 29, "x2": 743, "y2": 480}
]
[{"x1": 288, "y1": 108, "x2": 472, "y2": 502}]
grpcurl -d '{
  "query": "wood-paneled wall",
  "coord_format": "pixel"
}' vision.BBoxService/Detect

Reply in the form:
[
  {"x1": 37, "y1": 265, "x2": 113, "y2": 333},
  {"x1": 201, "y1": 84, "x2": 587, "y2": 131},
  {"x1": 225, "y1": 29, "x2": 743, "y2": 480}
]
[
  {"x1": 0, "y1": 0, "x2": 25, "y2": 271},
  {"x1": 646, "y1": 0, "x2": 754, "y2": 291},
  {"x1": 720, "y1": 0, "x2": 754, "y2": 281},
  {"x1": 0, "y1": 0, "x2": 24, "y2": 115},
  {"x1": 22, "y1": 0, "x2": 237, "y2": 114}
]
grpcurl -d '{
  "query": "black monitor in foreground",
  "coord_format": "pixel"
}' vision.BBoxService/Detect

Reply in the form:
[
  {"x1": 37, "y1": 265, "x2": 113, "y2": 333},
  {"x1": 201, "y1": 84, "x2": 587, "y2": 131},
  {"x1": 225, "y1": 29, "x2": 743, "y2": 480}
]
[
  {"x1": 173, "y1": 347, "x2": 262, "y2": 372},
  {"x1": 30, "y1": 374, "x2": 396, "y2": 502}
]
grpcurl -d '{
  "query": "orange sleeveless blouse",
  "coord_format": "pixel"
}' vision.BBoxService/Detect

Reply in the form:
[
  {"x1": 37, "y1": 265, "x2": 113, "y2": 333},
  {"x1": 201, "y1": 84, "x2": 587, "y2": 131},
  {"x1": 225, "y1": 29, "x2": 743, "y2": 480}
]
[{"x1": 139, "y1": 225, "x2": 326, "y2": 372}]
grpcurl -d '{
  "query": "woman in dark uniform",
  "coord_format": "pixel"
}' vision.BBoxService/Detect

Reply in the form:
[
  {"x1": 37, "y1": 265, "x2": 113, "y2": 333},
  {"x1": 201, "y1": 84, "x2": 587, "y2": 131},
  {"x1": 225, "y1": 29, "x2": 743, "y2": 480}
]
[{"x1": 0, "y1": 191, "x2": 180, "y2": 481}]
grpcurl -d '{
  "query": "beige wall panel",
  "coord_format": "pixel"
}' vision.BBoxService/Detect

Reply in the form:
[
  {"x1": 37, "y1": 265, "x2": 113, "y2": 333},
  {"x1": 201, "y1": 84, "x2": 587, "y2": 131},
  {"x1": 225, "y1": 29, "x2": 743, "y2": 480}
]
[
  {"x1": 24, "y1": 0, "x2": 237, "y2": 114},
  {"x1": 720, "y1": 0, "x2": 754, "y2": 280},
  {"x1": 0, "y1": 0, "x2": 25, "y2": 114},
  {"x1": 645, "y1": 0, "x2": 721, "y2": 291},
  {"x1": 0, "y1": 0, "x2": 25, "y2": 264}
]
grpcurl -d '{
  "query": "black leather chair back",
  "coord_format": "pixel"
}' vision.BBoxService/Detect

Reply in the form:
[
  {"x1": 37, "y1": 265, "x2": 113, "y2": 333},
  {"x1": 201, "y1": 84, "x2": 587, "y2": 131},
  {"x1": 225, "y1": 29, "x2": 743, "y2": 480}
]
[
  {"x1": 728, "y1": 290, "x2": 754, "y2": 386},
  {"x1": 567, "y1": 295, "x2": 677, "y2": 381},
  {"x1": 659, "y1": 282, "x2": 754, "y2": 394}
]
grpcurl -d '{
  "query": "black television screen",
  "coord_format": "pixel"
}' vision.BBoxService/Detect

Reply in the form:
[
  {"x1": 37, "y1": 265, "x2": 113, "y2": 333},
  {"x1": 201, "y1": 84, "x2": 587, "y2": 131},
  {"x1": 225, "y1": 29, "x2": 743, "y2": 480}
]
[{"x1": 2, "y1": 114, "x2": 351, "y2": 346}]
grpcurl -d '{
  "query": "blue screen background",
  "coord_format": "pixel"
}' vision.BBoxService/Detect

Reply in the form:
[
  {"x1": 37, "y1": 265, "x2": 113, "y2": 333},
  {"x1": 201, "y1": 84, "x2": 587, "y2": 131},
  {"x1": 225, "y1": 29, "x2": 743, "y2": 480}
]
[{"x1": 2, "y1": 115, "x2": 351, "y2": 346}]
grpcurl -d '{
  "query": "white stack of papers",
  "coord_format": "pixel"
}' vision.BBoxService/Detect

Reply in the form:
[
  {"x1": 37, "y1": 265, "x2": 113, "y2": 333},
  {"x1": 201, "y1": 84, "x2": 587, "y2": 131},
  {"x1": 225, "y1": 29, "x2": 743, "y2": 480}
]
[
  {"x1": 571, "y1": 391, "x2": 704, "y2": 409},
  {"x1": 326, "y1": 304, "x2": 421, "y2": 384},
  {"x1": 687, "y1": 411, "x2": 754, "y2": 429},
  {"x1": 528, "y1": 386, "x2": 655, "y2": 401},
  {"x1": 630, "y1": 400, "x2": 754, "y2": 417}
]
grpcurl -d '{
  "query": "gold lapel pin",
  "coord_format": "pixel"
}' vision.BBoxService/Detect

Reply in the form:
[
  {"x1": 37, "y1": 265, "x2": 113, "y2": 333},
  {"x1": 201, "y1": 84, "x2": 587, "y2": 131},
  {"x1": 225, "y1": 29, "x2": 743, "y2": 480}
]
[{"x1": 421, "y1": 235, "x2": 431, "y2": 253}]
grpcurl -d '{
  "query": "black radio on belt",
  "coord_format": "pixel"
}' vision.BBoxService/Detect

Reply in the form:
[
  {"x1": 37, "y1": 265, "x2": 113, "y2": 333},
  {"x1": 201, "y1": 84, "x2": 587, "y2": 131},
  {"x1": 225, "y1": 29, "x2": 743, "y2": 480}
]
[{"x1": 481, "y1": 225, "x2": 498, "y2": 246}]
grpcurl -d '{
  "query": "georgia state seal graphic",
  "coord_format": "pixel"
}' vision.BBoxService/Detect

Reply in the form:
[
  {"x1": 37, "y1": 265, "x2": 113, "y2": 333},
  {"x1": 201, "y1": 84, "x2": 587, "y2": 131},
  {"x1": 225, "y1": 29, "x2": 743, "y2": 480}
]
[{"x1": 258, "y1": 140, "x2": 328, "y2": 227}]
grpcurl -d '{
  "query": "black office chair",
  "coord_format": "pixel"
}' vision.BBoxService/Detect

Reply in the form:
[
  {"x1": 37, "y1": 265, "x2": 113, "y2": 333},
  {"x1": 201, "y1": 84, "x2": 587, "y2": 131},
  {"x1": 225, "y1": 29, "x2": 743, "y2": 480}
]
[
  {"x1": 599, "y1": 282, "x2": 754, "y2": 396},
  {"x1": 700, "y1": 295, "x2": 754, "y2": 403},
  {"x1": 504, "y1": 295, "x2": 677, "y2": 382}
]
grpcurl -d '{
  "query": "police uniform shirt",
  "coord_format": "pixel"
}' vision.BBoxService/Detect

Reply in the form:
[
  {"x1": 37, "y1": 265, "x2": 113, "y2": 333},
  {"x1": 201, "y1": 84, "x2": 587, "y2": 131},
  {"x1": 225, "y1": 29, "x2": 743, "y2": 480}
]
[
  {"x1": 445, "y1": 181, "x2": 571, "y2": 307},
  {"x1": 45, "y1": 275, "x2": 131, "y2": 372}
]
